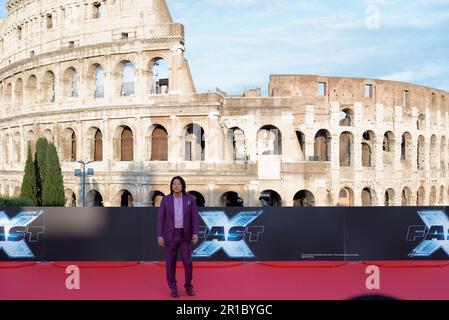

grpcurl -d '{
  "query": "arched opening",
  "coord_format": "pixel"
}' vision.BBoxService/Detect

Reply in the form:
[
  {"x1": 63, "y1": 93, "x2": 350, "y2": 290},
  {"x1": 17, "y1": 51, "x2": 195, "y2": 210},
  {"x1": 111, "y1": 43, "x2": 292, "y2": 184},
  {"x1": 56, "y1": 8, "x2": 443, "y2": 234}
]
[
  {"x1": 94, "y1": 128, "x2": 103, "y2": 161},
  {"x1": 149, "y1": 58, "x2": 169, "y2": 94},
  {"x1": 63, "y1": 67, "x2": 78, "y2": 97},
  {"x1": 114, "y1": 126, "x2": 134, "y2": 161},
  {"x1": 220, "y1": 191, "x2": 244, "y2": 207},
  {"x1": 417, "y1": 186, "x2": 425, "y2": 206},
  {"x1": 338, "y1": 187, "x2": 354, "y2": 207},
  {"x1": 42, "y1": 71, "x2": 55, "y2": 103},
  {"x1": 440, "y1": 136, "x2": 447, "y2": 174},
  {"x1": 430, "y1": 186, "x2": 437, "y2": 206},
  {"x1": 401, "y1": 132, "x2": 413, "y2": 162},
  {"x1": 417, "y1": 113, "x2": 425, "y2": 130},
  {"x1": 187, "y1": 191, "x2": 206, "y2": 207},
  {"x1": 184, "y1": 123, "x2": 205, "y2": 161},
  {"x1": 293, "y1": 190, "x2": 315, "y2": 207},
  {"x1": 150, "y1": 125, "x2": 168, "y2": 161},
  {"x1": 440, "y1": 185, "x2": 445, "y2": 205},
  {"x1": 65, "y1": 189, "x2": 77, "y2": 207},
  {"x1": 430, "y1": 135, "x2": 438, "y2": 169},
  {"x1": 259, "y1": 190, "x2": 282, "y2": 207},
  {"x1": 402, "y1": 187, "x2": 412, "y2": 206},
  {"x1": 12, "y1": 132, "x2": 21, "y2": 162},
  {"x1": 314, "y1": 129, "x2": 331, "y2": 161},
  {"x1": 257, "y1": 125, "x2": 282, "y2": 155},
  {"x1": 339, "y1": 108, "x2": 354, "y2": 126},
  {"x1": 43, "y1": 129, "x2": 53, "y2": 143},
  {"x1": 14, "y1": 78, "x2": 23, "y2": 109},
  {"x1": 383, "y1": 131, "x2": 395, "y2": 164},
  {"x1": 361, "y1": 187, "x2": 375, "y2": 206},
  {"x1": 25, "y1": 75, "x2": 37, "y2": 105},
  {"x1": 149, "y1": 191, "x2": 165, "y2": 207},
  {"x1": 384, "y1": 188, "x2": 395, "y2": 206},
  {"x1": 226, "y1": 127, "x2": 247, "y2": 161},
  {"x1": 362, "y1": 131, "x2": 375, "y2": 167},
  {"x1": 295, "y1": 131, "x2": 306, "y2": 160},
  {"x1": 120, "y1": 190, "x2": 134, "y2": 207},
  {"x1": 86, "y1": 190, "x2": 104, "y2": 207},
  {"x1": 340, "y1": 131, "x2": 353, "y2": 167},
  {"x1": 5, "y1": 83, "x2": 12, "y2": 111},
  {"x1": 88, "y1": 64, "x2": 105, "y2": 98},
  {"x1": 62, "y1": 128, "x2": 77, "y2": 161},
  {"x1": 25, "y1": 130, "x2": 36, "y2": 158},
  {"x1": 417, "y1": 135, "x2": 425, "y2": 170},
  {"x1": 115, "y1": 60, "x2": 135, "y2": 96}
]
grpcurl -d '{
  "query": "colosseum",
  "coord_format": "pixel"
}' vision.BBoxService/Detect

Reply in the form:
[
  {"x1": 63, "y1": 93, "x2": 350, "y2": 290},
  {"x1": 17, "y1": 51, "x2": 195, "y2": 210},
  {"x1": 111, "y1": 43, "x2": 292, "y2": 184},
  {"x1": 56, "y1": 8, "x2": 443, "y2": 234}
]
[{"x1": 0, "y1": 0, "x2": 448, "y2": 208}]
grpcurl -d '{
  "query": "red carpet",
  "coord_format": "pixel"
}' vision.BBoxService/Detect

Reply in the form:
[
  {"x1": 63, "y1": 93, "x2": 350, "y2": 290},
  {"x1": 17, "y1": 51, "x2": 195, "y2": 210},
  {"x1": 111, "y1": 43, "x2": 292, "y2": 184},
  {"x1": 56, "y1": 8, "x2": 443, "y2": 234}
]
[{"x1": 0, "y1": 261, "x2": 448, "y2": 300}]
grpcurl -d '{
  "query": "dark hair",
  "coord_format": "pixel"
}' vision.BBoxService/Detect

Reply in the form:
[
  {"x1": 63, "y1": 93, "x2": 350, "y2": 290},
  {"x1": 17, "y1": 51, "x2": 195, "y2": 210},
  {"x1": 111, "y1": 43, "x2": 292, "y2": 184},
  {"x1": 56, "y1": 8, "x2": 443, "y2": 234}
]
[{"x1": 170, "y1": 176, "x2": 187, "y2": 195}]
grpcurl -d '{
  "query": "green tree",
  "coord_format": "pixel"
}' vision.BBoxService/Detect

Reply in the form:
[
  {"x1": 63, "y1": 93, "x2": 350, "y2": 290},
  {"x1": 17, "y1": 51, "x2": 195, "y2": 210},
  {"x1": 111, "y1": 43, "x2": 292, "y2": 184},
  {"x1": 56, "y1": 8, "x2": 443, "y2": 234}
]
[
  {"x1": 42, "y1": 143, "x2": 65, "y2": 206},
  {"x1": 20, "y1": 143, "x2": 38, "y2": 206},
  {"x1": 34, "y1": 138, "x2": 49, "y2": 206}
]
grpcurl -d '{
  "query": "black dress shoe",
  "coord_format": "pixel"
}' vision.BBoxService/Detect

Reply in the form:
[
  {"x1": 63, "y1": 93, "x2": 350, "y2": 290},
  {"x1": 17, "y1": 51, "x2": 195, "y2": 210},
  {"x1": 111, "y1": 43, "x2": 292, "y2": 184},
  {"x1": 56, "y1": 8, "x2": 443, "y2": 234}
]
[
  {"x1": 186, "y1": 287, "x2": 195, "y2": 296},
  {"x1": 170, "y1": 290, "x2": 180, "y2": 298}
]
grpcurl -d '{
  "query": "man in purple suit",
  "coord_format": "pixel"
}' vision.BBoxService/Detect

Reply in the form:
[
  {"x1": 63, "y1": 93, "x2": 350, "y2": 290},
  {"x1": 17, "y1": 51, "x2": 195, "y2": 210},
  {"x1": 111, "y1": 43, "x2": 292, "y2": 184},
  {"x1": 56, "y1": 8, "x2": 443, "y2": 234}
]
[{"x1": 157, "y1": 176, "x2": 200, "y2": 298}]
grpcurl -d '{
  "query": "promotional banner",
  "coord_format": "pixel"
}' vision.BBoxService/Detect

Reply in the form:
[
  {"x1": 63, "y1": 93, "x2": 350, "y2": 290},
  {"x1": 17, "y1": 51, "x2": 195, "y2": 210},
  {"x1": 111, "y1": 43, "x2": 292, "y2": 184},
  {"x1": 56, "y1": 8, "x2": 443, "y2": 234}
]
[{"x1": 1, "y1": 206, "x2": 448, "y2": 261}]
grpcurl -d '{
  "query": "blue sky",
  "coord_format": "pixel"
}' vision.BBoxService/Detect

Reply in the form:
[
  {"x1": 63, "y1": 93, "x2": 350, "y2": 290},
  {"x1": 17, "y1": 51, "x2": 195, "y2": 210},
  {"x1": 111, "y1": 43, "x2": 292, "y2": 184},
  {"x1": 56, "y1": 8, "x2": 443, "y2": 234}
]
[{"x1": 1, "y1": 0, "x2": 449, "y2": 94}]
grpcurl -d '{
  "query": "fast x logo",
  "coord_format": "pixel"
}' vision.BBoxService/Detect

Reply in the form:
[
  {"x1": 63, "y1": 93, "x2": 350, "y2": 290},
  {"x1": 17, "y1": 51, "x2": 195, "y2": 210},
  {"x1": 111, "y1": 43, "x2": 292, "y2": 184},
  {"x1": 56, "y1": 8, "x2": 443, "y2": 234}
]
[{"x1": 193, "y1": 210, "x2": 264, "y2": 258}]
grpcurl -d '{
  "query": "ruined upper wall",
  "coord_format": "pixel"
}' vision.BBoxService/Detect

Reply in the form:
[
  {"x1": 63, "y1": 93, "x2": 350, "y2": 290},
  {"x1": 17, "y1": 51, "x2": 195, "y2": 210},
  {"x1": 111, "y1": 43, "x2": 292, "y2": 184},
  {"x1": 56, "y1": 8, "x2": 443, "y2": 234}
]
[
  {"x1": 0, "y1": 0, "x2": 181, "y2": 69},
  {"x1": 269, "y1": 75, "x2": 449, "y2": 111}
]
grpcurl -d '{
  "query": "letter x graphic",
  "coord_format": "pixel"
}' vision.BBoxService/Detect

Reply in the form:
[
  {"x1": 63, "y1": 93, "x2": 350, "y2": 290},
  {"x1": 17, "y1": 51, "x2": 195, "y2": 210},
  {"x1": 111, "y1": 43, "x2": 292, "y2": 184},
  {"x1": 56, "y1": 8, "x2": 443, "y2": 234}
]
[
  {"x1": 193, "y1": 210, "x2": 262, "y2": 258},
  {"x1": 410, "y1": 210, "x2": 449, "y2": 257}
]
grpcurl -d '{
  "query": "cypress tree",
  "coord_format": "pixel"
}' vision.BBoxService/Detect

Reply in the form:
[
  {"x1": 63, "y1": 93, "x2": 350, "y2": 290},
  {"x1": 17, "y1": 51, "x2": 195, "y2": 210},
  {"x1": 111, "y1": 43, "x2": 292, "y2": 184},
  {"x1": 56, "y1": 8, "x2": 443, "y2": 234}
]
[
  {"x1": 42, "y1": 143, "x2": 65, "y2": 206},
  {"x1": 34, "y1": 138, "x2": 49, "y2": 206},
  {"x1": 20, "y1": 143, "x2": 38, "y2": 206}
]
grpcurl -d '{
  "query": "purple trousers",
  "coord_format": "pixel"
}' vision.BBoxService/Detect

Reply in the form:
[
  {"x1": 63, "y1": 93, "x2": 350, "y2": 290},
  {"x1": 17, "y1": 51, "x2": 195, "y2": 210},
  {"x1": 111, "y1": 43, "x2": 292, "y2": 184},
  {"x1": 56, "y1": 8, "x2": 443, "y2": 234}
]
[{"x1": 165, "y1": 228, "x2": 193, "y2": 291}]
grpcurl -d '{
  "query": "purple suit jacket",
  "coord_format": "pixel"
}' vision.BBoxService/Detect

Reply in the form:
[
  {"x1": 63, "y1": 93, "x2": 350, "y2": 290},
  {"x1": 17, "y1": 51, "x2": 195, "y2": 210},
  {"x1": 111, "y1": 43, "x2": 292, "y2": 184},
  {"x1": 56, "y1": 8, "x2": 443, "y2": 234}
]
[{"x1": 157, "y1": 193, "x2": 200, "y2": 242}]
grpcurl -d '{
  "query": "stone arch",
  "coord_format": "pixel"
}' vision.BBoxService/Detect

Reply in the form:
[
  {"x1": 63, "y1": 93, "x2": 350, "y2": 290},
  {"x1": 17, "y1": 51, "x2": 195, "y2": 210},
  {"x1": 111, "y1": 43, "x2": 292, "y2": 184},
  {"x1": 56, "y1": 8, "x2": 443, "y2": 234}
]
[
  {"x1": 314, "y1": 129, "x2": 331, "y2": 161},
  {"x1": 148, "y1": 57, "x2": 169, "y2": 94},
  {"x1": 5, "y1": 83, "x2": 12, "y2": 111},
  {"x1": 384, "y1": 188, "x2": 395, "y2": 206},
  {"x1": 114, "y1": 126, "x2": 134, "y2": 161},
  {"x1": 440, "y1": 185, "x2": 445, "y2": 204},
  {"x1": 339, "y1": 107, "x2": 354, "y2": 126},
  {"x1": 62, "y1": 67, "x2": 78, "y2": 97},
  {"x1": 361, "y1": 187, "x2": 376, "y2": 206},
  {"x1": 417, "y1": 113, "x2": 425, "y2": 130},
  {"x1": 12, "y1": 132, "x2": 21, "y2": 163},
  {"x1": 383, "y1": 131, "x2": 395, "y2": 164},
  {"x1": 295, "y1": 130, "x2": 306, "y2": 160},
  {"x1": 14, "y1": 78, "x2": 23, "y2": 109},
  {"x1": 259, "y1": 189, "x2": 282, "y2": 207},
  {"x1": 430, "y1": 186, "x2": 437, "y2": 206},
  {"x1": 340, "y1": 131, "x2": 353, "y2": 167},
  {"x1": 362, "y1": 130, "x2": 376, "y2": 167},
  {"x1": 147, "y1": 124, "x2": 168, "y2": 161},
  {"x1": 114, "y1": 60, "x2": 135, "y2": 96},
  {"x1": 293, "y1": 190, "x2": 315, "y2": 207},
  {"x1": 25, "y1": 75, "x2": 38, "y2": 105},
  {"x1": 113, "y1": 189, "x2": 135, "y2": 207},
  {"x1": 401, "y1": 132, "x2": 413, "y2": 162},
  {"x1": 65, "y1": 189, "x2": 77, "y2": 207},
  {"x1": 187, "y1": 191, "x2": 206, "y2": 207},
  {"x1": 440, "y1": 136, "x2": 447, "y2": 172},
  {"x1": 42, "y1": 129, "x2": 54, "y2": 143},
  {"x1": 257, "y1": 125, "x2": 282, "y2": 156},
  {"x1": 416, "y1": 186, "x2": 425, "y2": 206},
  {"x1": 42, "y1": 70, "x2": 55, "y2": 103},
  {"x1": 219, "y1": 191, "x2": 244, "y2": 207},
  {"x1": 183, "y1": 123, "x2": 205, "y2": 161},
  {"x1": 226, "y1": 127, "x2": 247, "y2": 161},
  {"x1": 88, "y1": 63, "x2": 105, "y2": 98},
  {"x1": 430, "y1": 135, "x2": 438, "y2": 169},
  {"x1": 87, "y1": 127, "x2": 103, "y2": 162},
  {"x1": 338, "y1": 187, "x2": 354, "y2": 207},
  {"x1": 417, "y1": 135, "x2": 425, "y2": 169},
  {"x1": 402, "y1": 187, "x2": 412, "y2": 206},
  {"x1": 86, "y1": 189, "x2": 104, "y2": 207},
  {"x1": 149, "y1": 190, "x2": 165, "y2": 207},
  {"x1": 25, "y1": 130, "x2": 36, "y2": 157},
  {"x1": 61, "y1": 128, "x2": 77, "y2": 161}
]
